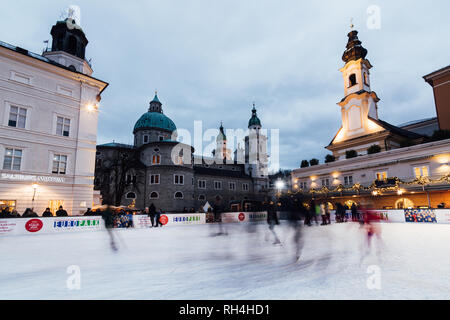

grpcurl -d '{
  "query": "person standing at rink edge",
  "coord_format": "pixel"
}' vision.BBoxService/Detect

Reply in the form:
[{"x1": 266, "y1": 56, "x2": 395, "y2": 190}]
[{"x1": 148, "y1": 204, "x2": 156, "y2": 227}]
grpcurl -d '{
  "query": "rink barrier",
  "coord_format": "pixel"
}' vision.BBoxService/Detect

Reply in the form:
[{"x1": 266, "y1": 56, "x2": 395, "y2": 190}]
[{"x1": 1, "y1": 210, "x2": 449, "y2": 237}]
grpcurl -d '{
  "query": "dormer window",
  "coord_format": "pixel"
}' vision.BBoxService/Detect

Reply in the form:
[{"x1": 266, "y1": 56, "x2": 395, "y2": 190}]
[
  {"x1": 349, "y1": 74, "x2": 357, "y2": 87},
  {"x1": 143, "y1": 135, "x2": 149, "y2": 144}
]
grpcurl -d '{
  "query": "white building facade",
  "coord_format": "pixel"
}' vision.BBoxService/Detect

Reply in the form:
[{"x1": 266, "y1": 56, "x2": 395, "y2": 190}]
[{"x1": 0, "y1": 18, "x2": 108, "y2": 215}]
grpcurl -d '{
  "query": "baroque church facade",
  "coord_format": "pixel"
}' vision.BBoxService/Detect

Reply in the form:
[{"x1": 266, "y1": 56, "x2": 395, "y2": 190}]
[{"x1": 94, "y1": 95, "x2": 270, "y2": 212}]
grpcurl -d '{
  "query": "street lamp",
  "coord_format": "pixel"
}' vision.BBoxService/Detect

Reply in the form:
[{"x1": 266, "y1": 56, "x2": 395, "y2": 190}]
[
  {"x1": 31, "y1": 184, "x2": 39, "y2": 208},
  {"x1": 275, "y1": 180, "x2": 285, "y2": 194}
]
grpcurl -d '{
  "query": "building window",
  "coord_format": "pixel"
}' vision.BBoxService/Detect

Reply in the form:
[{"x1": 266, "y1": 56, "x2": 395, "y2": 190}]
[
  {"x1": 150, "y1": 191, "x2": 159, "y2": 199},
  {"x1": 143, "y1": 135, "x2": 149, "y2": 144},
  {"x1": 150, "y1": 174, "x2": 160, "y2": 185},
  {"x1": 214, "y1": 181, "x2": 222, "y2": 190},
  {"x1": 159, "y1": 136, "x2": 164, "y2": 141},
  {"x1": 3, "y1": 148, "x2": 22, "y2": 171},
  {"x1": 174, "y1": 191, "x2": 184, "y2": 199},
  {"x1": 52, "y1": 154, "x2": 67, "y2": 174},
  {"x1": 8, "y1": 106, "x2": 27, "y2": 128},
  {"x1": 152, "y1": 154, "x2": 161, "y2": 165},
  {"x1": 0, "y1": 200, "x2": 16, "y2": 212},
  {"x1": 413, "y1": 166, "x2": 429, "y2": 178},
  {"x1": 299, "y1": 181, "x2": 308, "y2": 190},
  {"x1": 321, "y1": 178, "x2": 330, "y2": 187},
  {"x1": 174, "y1": 174, "x2": 184, "y2": 185},
  {"x1": 198, "y1": 194, "x2": 206, "y2": 201},
  {"x1": 395, "y1": 198, "x2": 414, "y2": 209},
  {"x1": 56, "y1": 116, "x2": 70, "y2": 137},
  {"x1": 198, "y1": 180, "x2": 206, "y2": 189},
  {"x1": 229, "y1": 182, "x2": 236, "y2": 191},
  {"x1": 349, "y1": 74, "x2": 357, "y2": 87},
  {"x1": 126, "y1": 192, "x2": 136, "y2": 199},
  {"x1": 376, "y1": 171, "x2": 388, "y2": 180},
  {"x1": 126, "y1": 174, "x2": 136, "y2": 184},
  {"x1": 364, "y1": 73, "x2": 369, "y2": 85},
  {"x1": 344, "y1": 175, "x2": 353, "y2": 186},
  {"x1": 242, "y1": 183, "x2": 249, "y2": 191}
]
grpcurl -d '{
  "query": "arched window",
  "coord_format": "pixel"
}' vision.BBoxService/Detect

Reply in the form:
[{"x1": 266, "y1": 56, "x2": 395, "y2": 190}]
[
  {"x1": 198, "y1": 194, "x2": 206, "y2": 201},
  {"x1": 395, "y1": 198, "x2": 414, "y2": 209},
  {"x1": 150, "y1": 191, "x2": 159, "y2": 199},
  {"x1": 349, "y1": 74, "x2": 357, "y2": 87},
  {"x1": 344, "y1": 200, "x2": 357, "y2": 208},
  {"x1": 174, "y1": 192, "x2": 184, "y2": 199},
  {"x1": 126, "y1": 192, "x2": 136, "y2": 199}
]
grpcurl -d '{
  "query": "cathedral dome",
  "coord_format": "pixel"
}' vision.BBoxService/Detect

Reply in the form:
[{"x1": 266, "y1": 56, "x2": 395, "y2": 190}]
[
  {"x1": 133, "y1": 93, "x2": 177, "y2": 134},
  {"x1": 133, "y1": 112, "x2": 177, "y2": 134}
]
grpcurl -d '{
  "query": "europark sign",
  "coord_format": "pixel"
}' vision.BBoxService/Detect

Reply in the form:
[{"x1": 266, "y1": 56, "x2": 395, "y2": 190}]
[{"x1": 0, "y1": 173, "x2": 65, "y2": 183}]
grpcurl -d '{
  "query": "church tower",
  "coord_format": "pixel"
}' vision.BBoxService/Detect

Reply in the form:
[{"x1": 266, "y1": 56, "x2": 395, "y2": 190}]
[
  {"x1": 327, "y1": 28, "x2": 386, "y2": 158},
  {"x1": 215, "y1": 123, "x2": 232, "y2": 162},
  {"x1": 327, "y1": 28, "x2": 422, "y2": 159},
  {"x1": 245, "y1": 104, "x2": 269, "y2": 184},
  {"x1": 43, "y1": 15, "x2": 93, "y2": 76}
]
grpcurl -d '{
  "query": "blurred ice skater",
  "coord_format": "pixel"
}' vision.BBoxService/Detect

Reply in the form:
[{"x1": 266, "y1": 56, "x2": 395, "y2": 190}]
[
  {"x1": 101, "y1": 204, "x2": 118, "y2": 252},
  {"x1": 266, "y1": 197, "x2": 281, "y2": 245},
  {"x1": 289, "y1": 203, "x2": 305, "y2": 262}
]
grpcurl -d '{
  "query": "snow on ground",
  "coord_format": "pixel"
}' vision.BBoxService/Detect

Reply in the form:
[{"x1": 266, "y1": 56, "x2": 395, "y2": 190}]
[{"x1": 0, "y1": 222, "x2": 449, "y2": 300}]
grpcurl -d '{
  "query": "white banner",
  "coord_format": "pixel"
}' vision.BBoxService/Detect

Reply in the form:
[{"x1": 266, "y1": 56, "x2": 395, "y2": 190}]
[
  {"x1": 133, "y1": 213, "x2": 206, "y2": 228},
  {"x1": 220, "y1": 212, "x2": 267, "y2": 223},
  {"x1": 0, "y1": 216, "x2": 104, "y2": 236}
]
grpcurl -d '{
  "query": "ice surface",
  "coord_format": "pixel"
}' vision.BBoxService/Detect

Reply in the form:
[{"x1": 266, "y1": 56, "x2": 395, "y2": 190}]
[{"x1": 0, "y1": 222, "x2": 449, "y2": 300}]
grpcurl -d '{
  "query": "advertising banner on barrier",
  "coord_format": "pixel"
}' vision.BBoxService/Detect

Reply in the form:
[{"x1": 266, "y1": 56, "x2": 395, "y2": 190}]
[
  {"x1": 435, "y1": 209, "x2": 450, "y2": 224},
  {"x1": 404, "y1": 209, "x2": 437, "y2": 223},
  {"x1": 133, "y1": 213, "x2": 206, "y2": 228},
  {"x1": 0, "y1": 216, "x2": 104, "y2": 236},
  {"x1": 221, "y1": 212, "x2": 267, "y2": 223}
]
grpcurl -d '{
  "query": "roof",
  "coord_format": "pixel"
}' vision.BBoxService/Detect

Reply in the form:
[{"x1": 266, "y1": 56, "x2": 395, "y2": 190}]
[
  {"x1": 248, "y1": 107, "x2": 261, "y2": 127},
  {"x1": 97, "y1": 142, "x2": 134, "y2": 149},
  {"x1": 368, "y1": 117, "x2": 423, "y2": 139},
  {"x1": 133, "y1": 112, "x2": 177, "y2": 133},
  {"x1": 423, "y1": 65, "x2": 450, "y2": 85},
  {"x1": 0, "y1": 40, "x2": 108, "y2": 93},
  {"x1": 339, "y1": 89, "x2": 379, "y2": 103},
  {"x1": 217, "y1": 124, "x2": 227, "y2": 141},
  {"x1": 194, "y1": 166, "x2": 251, "y2": 179},
  {"x1": 399, "y1": 117, "x2": 438, "y2": 128},
  {"x1": 151, "y1": 93, "x2": 161, "y2": 104}
]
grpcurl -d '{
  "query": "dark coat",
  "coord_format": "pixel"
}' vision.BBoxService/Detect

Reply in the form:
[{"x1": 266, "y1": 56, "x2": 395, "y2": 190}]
[
  {"x1": 42, "y1": 211, "x2": 53, "y2": 217},
  {"x1": 56, "y1": 209, "x2": 68, "y2": 217}
]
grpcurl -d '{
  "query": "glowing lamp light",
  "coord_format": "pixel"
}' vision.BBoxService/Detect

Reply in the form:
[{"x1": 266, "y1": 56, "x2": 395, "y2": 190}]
[
  {"x1": 294, "y1": 184, "x2": 299, "y2": 189},
  {"x1": 275, "y1": 180, "x2": 285, "y2": 190},
  {"x1": 86, "y1": 103, "x2": 97, "y2": 112},
  {"x1": 397, "y1": 189, "x2": 404, "y2": 196},
  {"x1": 32, "y1": 183, "x2": 39, "y2": 190},
  {"x1": 372, "y1": 190, "x2": 378, "y2": 196}
]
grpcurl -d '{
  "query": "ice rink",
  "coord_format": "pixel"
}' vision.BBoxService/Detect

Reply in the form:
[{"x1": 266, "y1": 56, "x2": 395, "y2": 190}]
[{"x1": 0, "y1": 222, "x2": 449, "y2": 300}]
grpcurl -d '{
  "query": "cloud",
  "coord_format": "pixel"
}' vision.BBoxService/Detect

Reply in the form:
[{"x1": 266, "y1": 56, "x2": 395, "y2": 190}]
[{"x1": 1, "y1": 0, "x2": 448, "y2": 170}]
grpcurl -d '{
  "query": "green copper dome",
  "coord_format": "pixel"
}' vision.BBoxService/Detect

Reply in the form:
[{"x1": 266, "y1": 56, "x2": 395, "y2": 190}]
[
  {"x1": 248, "y1": 107, "x2": 261, "y2": 128},
  {"x1": 133, "y1": 112, "x2": 177, "y2": 134}
]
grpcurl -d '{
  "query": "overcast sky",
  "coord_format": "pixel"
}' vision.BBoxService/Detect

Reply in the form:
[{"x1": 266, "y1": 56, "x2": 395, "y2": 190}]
[{"x1": 1, "y1": 1, "x2": 449, "y2": 171}]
